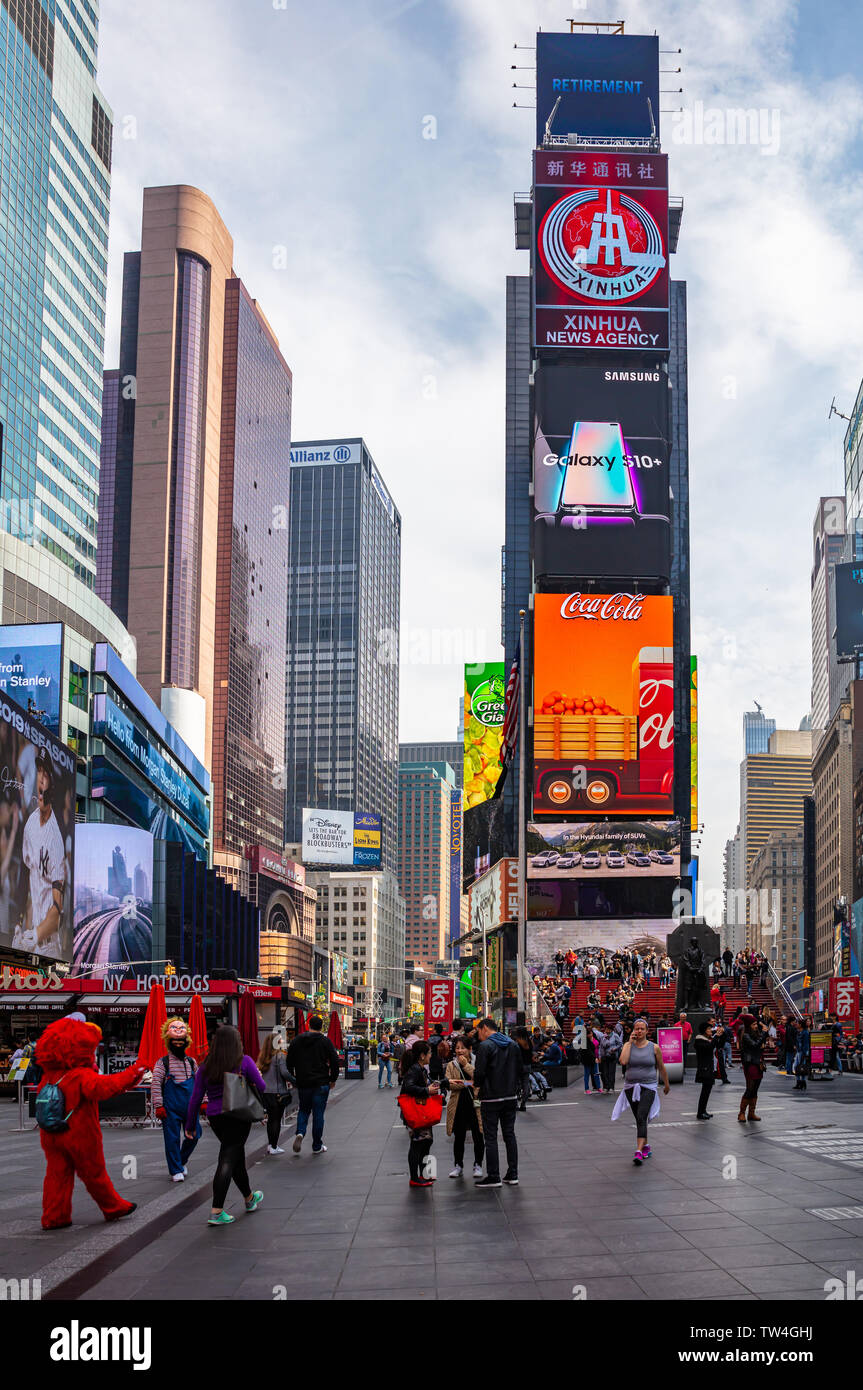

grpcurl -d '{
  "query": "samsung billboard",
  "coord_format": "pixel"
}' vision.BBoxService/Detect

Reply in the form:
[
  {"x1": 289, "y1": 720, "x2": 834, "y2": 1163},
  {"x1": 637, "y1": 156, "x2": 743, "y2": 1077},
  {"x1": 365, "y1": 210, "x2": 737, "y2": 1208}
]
[{"x1": 535, "y1": 32, "x2": 660, "y2": 144}]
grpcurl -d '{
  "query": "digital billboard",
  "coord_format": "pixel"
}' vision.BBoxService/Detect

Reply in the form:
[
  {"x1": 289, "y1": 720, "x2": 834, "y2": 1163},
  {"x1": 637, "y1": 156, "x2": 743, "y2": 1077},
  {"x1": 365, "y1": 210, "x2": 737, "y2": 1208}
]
[
  {"x1": 463, "y1": 662, "x2": 505, "y2": 808},
  {"x1": 528, "y1": 876, "x2": 676, "y2": 922},
  {"x1": 72, "y1": 824, "x2": 154, "y2": 979},
  {"x1": 0, "y1": 689, "x2": 76, "y2": 962},
  {"x1": 449, "y1": 788, "x2": 462, "y2": 950},
  {"x1": 527, "y1": 819, "x2": 680, "y2": 878},
  {"x1": 302, "y1": 808, "x2": 382, "y2": 868},
  {"x1": 0, "y1": 622, "x2": 64, "y2": 737},
  {"x1": 533, "y1": 150, "x2": 669, "y2": 351},
  {"x1": 690, "y1": 656, "x2": 698, "y2": 828},
  {"x1": 532, "y1": 592, "x2": 674, "y2": 818},
  {"x1": 533, "y1": 361, "x2": 671, "y2": 580},
  {"x1": 535, "y1": 32, "x2": 660, "y2": 145},
  {"x1": 92, "y1": 692, "x2": 209, "y2": 838},
  {"x1": 90, "y1": 757, "x2": 208, "y2": 861},
  {"x1": 835, "y1": 562, "x2": 863, "y2": 657},
  {"x1": 527, "y1": 918, "x2": 671, "y2": 980},
  {"x1": 462, "y1": 796, "x2": 511, "y2": 895}
]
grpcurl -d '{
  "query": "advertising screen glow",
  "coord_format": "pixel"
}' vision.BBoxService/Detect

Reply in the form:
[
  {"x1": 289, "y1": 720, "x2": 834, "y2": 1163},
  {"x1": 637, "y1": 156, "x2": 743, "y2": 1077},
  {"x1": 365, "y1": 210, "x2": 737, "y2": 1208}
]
[{"x1": 72, "y1": 824, "x2": 154, "y2": 979}]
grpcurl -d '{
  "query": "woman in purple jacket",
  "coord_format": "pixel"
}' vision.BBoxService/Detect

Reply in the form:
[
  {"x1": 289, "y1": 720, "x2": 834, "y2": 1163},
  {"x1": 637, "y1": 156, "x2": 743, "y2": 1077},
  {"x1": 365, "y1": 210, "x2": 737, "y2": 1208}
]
[{"x1": 185, "y1": 1025, "x2": 266, "y2": 1226}]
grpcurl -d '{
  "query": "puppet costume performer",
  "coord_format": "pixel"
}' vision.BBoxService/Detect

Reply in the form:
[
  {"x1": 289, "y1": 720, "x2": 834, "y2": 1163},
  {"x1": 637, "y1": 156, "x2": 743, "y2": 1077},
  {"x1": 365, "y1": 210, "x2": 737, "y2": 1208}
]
[
  {"x1": 151, "y1": 1017, "x2": 202, "y2": 1180},
  {"x1": 35, "y1": 1016, "x2": 145, "y2": 1229}
]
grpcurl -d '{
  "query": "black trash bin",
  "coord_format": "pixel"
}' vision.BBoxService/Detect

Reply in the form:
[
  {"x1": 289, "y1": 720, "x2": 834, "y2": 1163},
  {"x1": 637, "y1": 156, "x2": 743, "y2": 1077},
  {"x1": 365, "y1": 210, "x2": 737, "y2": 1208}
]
[{"x1": 345, "y1": 1046, "x2": 366, "y2": 1079}]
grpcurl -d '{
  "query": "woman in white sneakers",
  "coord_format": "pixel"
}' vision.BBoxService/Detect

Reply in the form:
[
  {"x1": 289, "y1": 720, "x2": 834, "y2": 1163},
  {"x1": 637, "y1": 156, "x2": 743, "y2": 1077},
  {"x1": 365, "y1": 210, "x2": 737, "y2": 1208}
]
[
  {"x1": 612, "y1": 1018, "x2": 670, "y2": 1164},
  {"x1": 445, "y1": 1038, "x2": 484, "y2": 1179}
]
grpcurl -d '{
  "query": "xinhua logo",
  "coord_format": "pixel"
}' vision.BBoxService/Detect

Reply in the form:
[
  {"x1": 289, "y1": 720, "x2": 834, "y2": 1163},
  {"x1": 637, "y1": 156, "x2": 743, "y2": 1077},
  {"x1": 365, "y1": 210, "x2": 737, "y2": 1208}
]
[{"x1": 540, "y1": 186, "x2": 666, "y2": 303}]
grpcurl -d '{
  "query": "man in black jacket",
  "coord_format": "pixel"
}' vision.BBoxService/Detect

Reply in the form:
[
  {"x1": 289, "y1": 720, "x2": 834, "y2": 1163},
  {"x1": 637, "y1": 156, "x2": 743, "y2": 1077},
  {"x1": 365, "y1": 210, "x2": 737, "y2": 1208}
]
[
  {"x1": 472, "y1": 1018, "x2": 520, "y2": 1188},
  {"x1": 287, "y1": 1017, "x2": 340, "y2": 1155}
]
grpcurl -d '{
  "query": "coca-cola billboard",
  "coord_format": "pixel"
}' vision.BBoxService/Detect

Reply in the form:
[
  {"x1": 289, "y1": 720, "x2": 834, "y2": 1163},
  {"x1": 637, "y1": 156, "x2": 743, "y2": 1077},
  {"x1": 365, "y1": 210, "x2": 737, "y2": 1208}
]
[{"x1": 532, "y1": 592, "x2": 674, "y2": 818}]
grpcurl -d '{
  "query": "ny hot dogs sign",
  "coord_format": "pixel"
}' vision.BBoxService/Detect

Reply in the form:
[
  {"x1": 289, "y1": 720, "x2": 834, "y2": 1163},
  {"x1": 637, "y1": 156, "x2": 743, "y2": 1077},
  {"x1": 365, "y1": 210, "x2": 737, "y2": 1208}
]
[{"x1": 532, "y1": 592, "x2": 674, "y2": 818}]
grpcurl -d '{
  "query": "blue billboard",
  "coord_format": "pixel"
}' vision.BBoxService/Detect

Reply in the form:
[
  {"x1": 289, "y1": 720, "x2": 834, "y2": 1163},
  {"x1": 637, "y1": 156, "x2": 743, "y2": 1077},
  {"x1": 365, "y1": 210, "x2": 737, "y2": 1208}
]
[
  {"x1": 90, "y1": 757, "x2": 208, "y2": 861},
  {"x1": 535, "y1": 33, "x2": 660, "y2": 144},
  {"x1": 92, "y1": 692, "x2": 209, "y2": 839},
  {"x1": 0, "y1": 622, "x2": 64, "y2": 736}
]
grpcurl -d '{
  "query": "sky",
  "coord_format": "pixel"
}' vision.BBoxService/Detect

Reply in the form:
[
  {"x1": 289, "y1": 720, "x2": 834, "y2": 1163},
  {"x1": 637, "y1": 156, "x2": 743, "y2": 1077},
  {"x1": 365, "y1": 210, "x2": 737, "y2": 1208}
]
[{"x1": 97, "y1": 0, "x2": 863, "y2": 922}]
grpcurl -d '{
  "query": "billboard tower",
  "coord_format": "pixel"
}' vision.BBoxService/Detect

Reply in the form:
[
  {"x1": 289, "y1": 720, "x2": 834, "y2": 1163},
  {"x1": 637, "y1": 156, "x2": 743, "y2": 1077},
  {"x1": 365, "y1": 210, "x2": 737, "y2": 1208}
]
[{"x1": 511, "y1": 24, "x2": 692, "y2": 998}]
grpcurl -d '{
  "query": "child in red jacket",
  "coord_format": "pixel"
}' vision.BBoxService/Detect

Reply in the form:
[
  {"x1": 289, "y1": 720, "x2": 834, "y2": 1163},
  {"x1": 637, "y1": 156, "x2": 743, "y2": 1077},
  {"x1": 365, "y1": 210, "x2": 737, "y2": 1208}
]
[{"x1": 35, "y1": 1015, "x2": 145, "y2": 1229}]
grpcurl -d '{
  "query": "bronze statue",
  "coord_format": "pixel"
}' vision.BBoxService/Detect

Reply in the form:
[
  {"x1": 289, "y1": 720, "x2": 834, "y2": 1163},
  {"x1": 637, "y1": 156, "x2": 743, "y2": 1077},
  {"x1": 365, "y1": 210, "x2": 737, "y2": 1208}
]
[{"x1": 679, "y1": 936, "x2": 708, "y2": 1011}]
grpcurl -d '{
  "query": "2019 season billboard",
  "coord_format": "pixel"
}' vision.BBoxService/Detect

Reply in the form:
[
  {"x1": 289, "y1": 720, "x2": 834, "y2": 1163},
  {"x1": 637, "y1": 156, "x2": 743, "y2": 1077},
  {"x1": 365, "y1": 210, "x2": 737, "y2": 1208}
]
[
  {"x1": 533, "y1": 150, "x2": 669, "y2": 351},
  {"x1": 302, "y1": 808, "x2": 382, "y2": 868},
  {"x1": 535, "y1": 32, "x2": 660, "y2": 145},
  {"x1": 72, "y1": 823, "x2": 154, "y2": 979},
  {"x1": 0, "y1": 622, "x2": 64, "y2": 737},
  {"x1": 834, "y1": 562, "x2": 863, "y2": 657},
  {"x1": 533, "y1": 361, "x2": 671, "y2": 580},
  {"x1": 527, "y1": 819, "x2": 680, "y2": 879},
  {"x1": 0, "y1": 688, "x2": 75, "y2": 962},
  {"x1": 532, "y1": 592, "x2": 674, "y2": 818},
  {"x1": 463, "y1": 662, "x2": 505, "y2": 808}
]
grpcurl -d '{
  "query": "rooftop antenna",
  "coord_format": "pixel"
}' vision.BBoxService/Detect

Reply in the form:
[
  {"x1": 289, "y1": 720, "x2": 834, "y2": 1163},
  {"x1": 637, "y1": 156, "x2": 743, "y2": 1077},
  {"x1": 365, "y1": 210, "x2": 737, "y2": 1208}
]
[
  {"x1": 753, "y1": 700, "x2": 762, "y2": 713},
  {"x1": 829, "y1": 396, "x2": 851, "y2": 423},
  {"x1": 544, "y1": 94, "x2": 561, "y2": 144},
  {"x1": 647, "y1": 96, "x2": 657, "y2": 141}
]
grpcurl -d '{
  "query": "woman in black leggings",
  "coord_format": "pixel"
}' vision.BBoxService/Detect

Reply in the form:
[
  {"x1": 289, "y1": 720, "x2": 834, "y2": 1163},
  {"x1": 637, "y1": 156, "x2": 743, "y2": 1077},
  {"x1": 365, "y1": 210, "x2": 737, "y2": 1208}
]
[
  {"x1": 694, "y1": 1018, "x2": 716, "y2": 1119},
  {"x1": 400, "y1": 1040, "x2": 441, "y2": 1188},
  {"x1": 185, "y1": 1025, "x2": 266, "y2": 1226}
]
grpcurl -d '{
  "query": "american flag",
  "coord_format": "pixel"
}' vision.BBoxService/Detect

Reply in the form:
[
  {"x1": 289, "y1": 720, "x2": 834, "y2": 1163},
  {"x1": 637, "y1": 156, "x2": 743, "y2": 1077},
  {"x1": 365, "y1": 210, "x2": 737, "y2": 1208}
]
[{"x1": 500, "y1": 635, "x2": 521, "y2": 771}]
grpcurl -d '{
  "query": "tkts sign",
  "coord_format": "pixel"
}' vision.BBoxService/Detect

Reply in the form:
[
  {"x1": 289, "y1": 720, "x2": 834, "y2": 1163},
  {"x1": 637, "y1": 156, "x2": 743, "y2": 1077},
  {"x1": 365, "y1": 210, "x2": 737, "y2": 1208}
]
[
  {"x1": 829, "y1": 976, "x2": 860, "y2": 1032},
  {"x1": 423, "y1": 978, "x2": 455, "y2": 1039},
  {"x1": 534, "y1": 150, "x2": 669, "y2": 351}
]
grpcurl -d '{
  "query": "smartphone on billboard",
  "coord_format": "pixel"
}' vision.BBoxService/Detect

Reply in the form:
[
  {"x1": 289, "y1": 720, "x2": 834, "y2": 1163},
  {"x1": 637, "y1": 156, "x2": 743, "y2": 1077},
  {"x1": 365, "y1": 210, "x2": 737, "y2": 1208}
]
[{"x1": 560, "y1": 421, "x2": 637, "y2": 515}]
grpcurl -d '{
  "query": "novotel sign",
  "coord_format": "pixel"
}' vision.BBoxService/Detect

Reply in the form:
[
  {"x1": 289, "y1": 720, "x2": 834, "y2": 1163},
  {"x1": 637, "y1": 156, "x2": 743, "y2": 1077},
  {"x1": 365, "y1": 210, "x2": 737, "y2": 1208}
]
[{"x1": 290, "y1": 441, "x2": 362, "y2": 467}]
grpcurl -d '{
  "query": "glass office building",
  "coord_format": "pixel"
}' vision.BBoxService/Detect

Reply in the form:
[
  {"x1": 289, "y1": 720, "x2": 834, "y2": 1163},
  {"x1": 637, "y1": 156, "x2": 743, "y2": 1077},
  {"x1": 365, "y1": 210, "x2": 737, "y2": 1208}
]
[
  {"x1": 0, "y1": 0, "x2": 112, "y2": 589},
  {"x1": 285, "y1": 439, "x2": 401, "y2": 874}
]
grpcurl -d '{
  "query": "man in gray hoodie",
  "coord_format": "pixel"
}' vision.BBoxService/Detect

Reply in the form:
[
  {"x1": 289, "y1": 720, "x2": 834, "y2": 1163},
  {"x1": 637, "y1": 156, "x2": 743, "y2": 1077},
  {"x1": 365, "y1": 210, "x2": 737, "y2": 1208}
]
[{"x1": 472, "y1": 1018, "x2": 521, "y2": 1188}]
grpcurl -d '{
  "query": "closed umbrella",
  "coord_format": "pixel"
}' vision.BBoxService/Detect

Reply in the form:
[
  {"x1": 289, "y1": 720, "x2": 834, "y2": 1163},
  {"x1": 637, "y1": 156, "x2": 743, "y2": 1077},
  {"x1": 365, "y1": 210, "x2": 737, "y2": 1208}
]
[
  {"x1": 238, "y1": 989, "x2": 260, "y2": 1059},
  {"x1": 327, "y1": 1010, "x2": 343, "y2": 1052},
  {"x1": 295, "y1": 1008, "x2": 307, "y2": 1035},
  {"x1": 187, "y1": 992, "x2": 208, "y2": 1063},
  {"x1": 137, "y1": 982, "x2": 167, "y2": 1070}
]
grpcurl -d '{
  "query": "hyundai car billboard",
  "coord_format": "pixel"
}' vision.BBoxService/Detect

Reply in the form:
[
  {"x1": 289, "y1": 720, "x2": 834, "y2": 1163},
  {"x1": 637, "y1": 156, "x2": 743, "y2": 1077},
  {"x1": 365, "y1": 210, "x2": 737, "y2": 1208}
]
[
  {"x1": 527, "y1": 819, "x2": 680, "y2": 878},
  {"x1": 532, "y1": 592, "x2": 674, "y2": 818},
  {"x1": 72, "y1": 824, "x2": 154, "y2": 979},
  {"x1": 533, "y1": 361, "x2": 671, "y2": 580},
  {"x1": 535, "y1": 32, "x2": 660, "y2": 145},
  {"x1": 533, "y1": 150, "x2": 669, "y2": 351},
  {"x1": 0, "y1": 688, "x2": 75, "y2": 962}
]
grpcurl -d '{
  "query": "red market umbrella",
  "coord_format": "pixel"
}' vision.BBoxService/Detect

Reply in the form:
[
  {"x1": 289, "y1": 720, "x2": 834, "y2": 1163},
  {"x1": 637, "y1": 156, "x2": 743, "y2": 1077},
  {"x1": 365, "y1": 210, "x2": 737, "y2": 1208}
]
[
  {"x1": 137, "y1": 982, "x2": 167, "y2": 1070},
  {"x1": 327, "y1": 1010, "x2": 343, "y2": 1051},
  {"x1": 187, "y1": 992, "x2": 208, "y2": 1063},
  {"x1": 295, "y1": 1008, "x2": 308, "y2": 1034},
  {"x1": 238, "y1": 989, "x2": 260, "y2": 1059}
]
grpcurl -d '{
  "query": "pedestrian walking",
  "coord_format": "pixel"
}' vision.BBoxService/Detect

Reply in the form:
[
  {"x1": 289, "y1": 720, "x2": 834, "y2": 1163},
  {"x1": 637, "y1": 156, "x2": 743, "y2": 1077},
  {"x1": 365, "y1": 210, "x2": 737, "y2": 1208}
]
[
  {"x1": 694, "y1": 1018, "x2": 716, "y2": 1119},
  {"x1": 582, "y1": 1026, "x2": 603, "y2": 1094},
  {"x1": 738, "y1": 1018, "x2": 767, "y2": 1122},
  {"x1": 598, "y1": 1021, "x2": 623, "y2": 1094},
  {"x1": 377, "y1": 1032, "x2": 395, "y2": 1089},
  {"x1": 185, "y1": 1025, "x2": 265, "y2": 1227},
  {"x1": 400, "y1": 1040, "x2": 441, "y2": 1188},
  {"x1": 722, "y1": 946, "x2": 733, "y2": 977},
  {"x1": 783, "y1": 1016, "x2": 798, "y2": 1076},
  {"x1": 794, "y1": 1017, "x2": 811, "y2": 1091},
  {"x1": 257, "y1": 1033, "x2": 293, "y2": 1155},
  {"x1": 514, "y1": 1026, "x2": 534, "y2": 1110},
  {"x1": 446, "y1": 1039, "x2": 484, "y2": 1179},
  {"x1": 613, "y1": 1018, "x2": 670, "y2": 1163},
  {"x1": 659, "y1": 954, "x2": 672, "y2": 989},
  {"x1": 151, "y1": 1017, "x2": 200, "y2": 1181},
  {"x1": 472, "y1": 1018, "x2": 520, "y2": 1188},
  {"x1": 287, "y1": 1015, "x2": 340, "y2": 1155}
]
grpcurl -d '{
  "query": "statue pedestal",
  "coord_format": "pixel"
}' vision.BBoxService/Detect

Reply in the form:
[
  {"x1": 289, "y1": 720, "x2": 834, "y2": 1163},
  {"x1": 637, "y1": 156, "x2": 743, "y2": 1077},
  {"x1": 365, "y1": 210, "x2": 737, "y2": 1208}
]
[{"x1": 681, "y1": 1007, "x2": 713, "y2": 1071}]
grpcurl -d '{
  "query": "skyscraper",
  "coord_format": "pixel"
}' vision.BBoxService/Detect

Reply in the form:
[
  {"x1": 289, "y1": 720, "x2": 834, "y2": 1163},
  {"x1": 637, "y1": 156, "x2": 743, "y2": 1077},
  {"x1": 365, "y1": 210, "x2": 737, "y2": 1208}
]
[
  {"x1": 743, "y1": 707, "x2": 776, "y2": 756},
  {"x1": 98, "y1": 186, "x2": 292, "y2": 872},
  {"x1": 284, "y1": 439, "x2": 400, "y2": 874},
  {"x1": 398, "y1": 761, "x2": 455, "y2": 970},
  {"x1": 810, "y1": 496, "x2": 847, "y2": 736},
  {"x1": 0, "y1": 0, "x2": 113, "y2": 585}
]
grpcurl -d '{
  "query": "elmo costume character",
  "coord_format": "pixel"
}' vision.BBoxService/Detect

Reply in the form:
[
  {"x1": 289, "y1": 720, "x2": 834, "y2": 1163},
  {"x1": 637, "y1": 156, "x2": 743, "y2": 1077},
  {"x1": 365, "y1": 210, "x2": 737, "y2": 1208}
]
[{"x1": 35, "y1": 1015, "x2": 145, "y2": 1229}]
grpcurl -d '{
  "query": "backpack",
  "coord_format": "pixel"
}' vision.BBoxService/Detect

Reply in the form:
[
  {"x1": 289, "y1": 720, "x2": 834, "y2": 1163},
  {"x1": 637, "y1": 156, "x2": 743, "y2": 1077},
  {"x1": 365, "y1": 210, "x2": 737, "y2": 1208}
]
[
  {"x1": 35, "y1": 1073, "x2": 75, "y2": 1133},
  {"x1": 437, "y1": 1038, "x2": 451, "y2": 1063}
]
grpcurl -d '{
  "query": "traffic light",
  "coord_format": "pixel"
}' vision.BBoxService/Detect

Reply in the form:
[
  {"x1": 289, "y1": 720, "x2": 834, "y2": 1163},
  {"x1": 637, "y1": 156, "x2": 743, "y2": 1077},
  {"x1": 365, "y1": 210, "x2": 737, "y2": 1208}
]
[
  {"x1": 362, "y1": 971, "x2": 368, "y2": 987},
  {"x1": 164, "y1": 962, "x2": 176, "y2": 976}
]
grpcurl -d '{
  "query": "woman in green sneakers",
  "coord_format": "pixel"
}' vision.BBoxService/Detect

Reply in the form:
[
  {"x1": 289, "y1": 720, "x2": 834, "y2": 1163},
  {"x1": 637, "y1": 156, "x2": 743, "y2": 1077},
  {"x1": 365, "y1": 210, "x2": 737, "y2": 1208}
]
[{"x1": 185, "y1": 1025, "x2": 266, "y2": 1225}]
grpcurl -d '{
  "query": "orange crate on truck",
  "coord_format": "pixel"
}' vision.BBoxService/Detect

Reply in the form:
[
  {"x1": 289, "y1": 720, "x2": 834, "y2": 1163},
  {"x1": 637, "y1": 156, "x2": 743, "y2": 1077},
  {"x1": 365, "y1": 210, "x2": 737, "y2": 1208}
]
[{"x1": 533, "y1": 713, "x2": 638, "y2": 762}]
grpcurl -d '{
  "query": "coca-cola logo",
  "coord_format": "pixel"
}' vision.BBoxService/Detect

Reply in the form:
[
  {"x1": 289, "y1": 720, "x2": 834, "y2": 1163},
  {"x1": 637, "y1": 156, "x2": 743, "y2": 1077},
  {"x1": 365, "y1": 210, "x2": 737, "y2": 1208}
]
[
  {"x1": 639, "y1": 677, "x2": 674, "y2": 750},
  {"x1": 560, "y1": 593, "x2": 644, "y2": 621}
]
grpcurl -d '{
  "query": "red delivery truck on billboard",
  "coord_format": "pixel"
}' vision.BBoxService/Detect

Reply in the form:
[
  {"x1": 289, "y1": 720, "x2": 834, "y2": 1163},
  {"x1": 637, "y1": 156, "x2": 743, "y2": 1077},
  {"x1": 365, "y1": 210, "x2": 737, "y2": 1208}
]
[{"x1": 532, "y1": 593, "x2": 674, "y2": 817}]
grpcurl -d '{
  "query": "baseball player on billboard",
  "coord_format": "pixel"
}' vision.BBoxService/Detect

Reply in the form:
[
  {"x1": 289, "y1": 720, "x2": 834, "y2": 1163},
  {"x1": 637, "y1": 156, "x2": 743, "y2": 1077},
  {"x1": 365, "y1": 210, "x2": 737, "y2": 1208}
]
[{"x1": 12, "y1": 747, "x2": 66, "y2": 959}]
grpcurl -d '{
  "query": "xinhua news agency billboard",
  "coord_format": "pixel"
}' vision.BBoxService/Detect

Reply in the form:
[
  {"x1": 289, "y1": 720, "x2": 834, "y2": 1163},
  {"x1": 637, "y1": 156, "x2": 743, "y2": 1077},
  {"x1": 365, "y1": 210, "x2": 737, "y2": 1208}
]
[
  {"x1": 302, "y1": 809, "x2": 382, "y2": 868},
  {"x1": 533, "y1": 361, "x2": 671, "y2": 581},
  {"x1": 0, "y1": 622, "x2": 64, "y2": 737},
  {"x1": 463, "y1": 662, "x2": 505, "y2": 808},
  {"x1": 835, "y1": 562, "x2": 863, "y2": 657},
  {"x1": 532, "y1": 592, "x2": 674, "y2": 818},
  {"x1": 533, "y1": 150, "x2": 669, "y2": 351},
  {"x1": 535, "y1": 32, "x2": 660, "y2": 145}
]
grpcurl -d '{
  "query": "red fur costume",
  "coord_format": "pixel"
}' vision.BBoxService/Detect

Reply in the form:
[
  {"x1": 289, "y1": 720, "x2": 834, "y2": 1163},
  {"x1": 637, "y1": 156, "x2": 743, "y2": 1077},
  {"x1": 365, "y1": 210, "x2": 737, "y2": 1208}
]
[{"x1": 35, "y1": 1016, "x2": 144, "y2": 1229}]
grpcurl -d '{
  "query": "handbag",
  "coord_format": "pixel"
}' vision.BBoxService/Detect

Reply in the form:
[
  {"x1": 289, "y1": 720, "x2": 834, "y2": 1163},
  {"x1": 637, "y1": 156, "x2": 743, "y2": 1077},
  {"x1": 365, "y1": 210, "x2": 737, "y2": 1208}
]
[
  {"x1": 397, "y1": 1092, "x2": 444, "y2": 1131},
  {"x1": 221, "y1": 1068, "x2": 265, "y2": 1122},
  {"x1": 453, "y1": 1060, "x2": 481, "y2": 1110}
]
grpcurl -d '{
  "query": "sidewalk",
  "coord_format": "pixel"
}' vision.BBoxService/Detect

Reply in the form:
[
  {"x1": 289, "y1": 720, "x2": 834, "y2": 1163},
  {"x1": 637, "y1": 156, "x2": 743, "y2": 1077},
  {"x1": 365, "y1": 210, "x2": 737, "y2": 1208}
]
[{"x1": 4, "y1": 1068, "x2": 863, "y2": 1301}]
